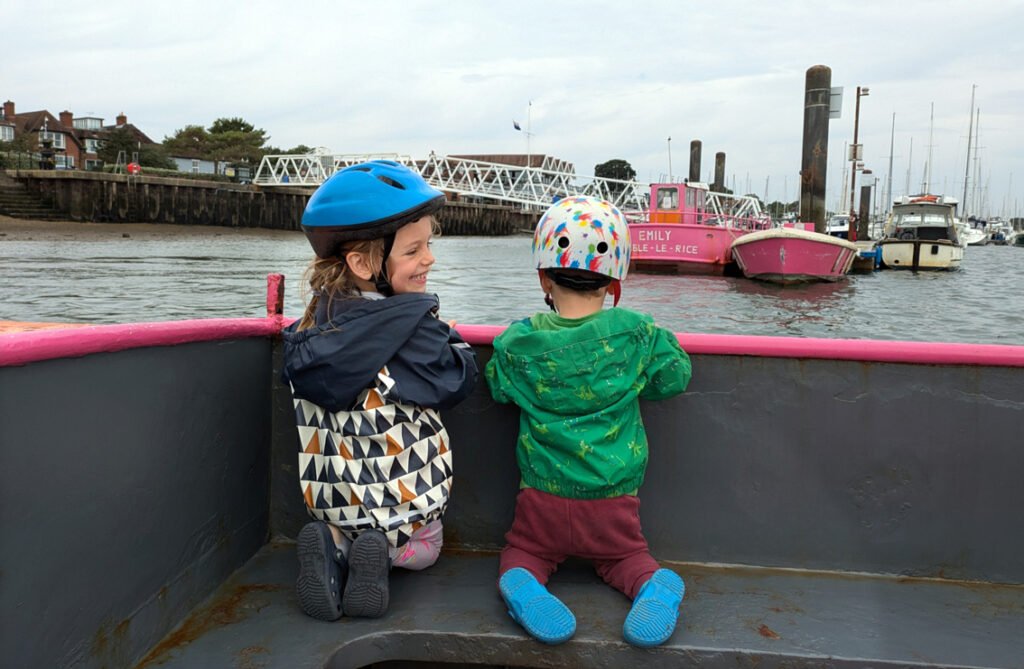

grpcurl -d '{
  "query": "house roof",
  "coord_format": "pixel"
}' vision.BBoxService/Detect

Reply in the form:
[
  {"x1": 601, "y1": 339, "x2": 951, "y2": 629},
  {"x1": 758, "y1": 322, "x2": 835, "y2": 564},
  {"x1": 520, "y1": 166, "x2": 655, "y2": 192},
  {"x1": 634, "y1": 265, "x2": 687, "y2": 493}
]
[
  {"x1": 102, "y1": 123, "x2": 156, "y2": 145},
  {"x1": 3, "y1": 105, "x2": 157, "y2": 148},
  {"x1": 7, "y1": 110, "x2": 84, "y2": 149}
]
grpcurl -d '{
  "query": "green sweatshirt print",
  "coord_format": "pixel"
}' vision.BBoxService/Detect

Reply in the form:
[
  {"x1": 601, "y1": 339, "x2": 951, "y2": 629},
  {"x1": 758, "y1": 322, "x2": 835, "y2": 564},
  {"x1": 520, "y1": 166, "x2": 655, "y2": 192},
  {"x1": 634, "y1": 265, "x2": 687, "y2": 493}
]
[{"x1": 485, "y1": 308, "x2": 692, "y2": 499}]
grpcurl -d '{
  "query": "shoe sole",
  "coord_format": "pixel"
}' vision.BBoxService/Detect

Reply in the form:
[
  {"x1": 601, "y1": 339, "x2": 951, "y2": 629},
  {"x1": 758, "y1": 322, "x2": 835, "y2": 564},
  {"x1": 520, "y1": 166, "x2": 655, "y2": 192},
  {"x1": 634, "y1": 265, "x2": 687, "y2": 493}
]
[
  {"x1": 499, "y1": 568, "x2": 575, "y2": 645},
  {"x1": 296, "y1": 523, "x2": 343, "y2": 621},
  {"x1": 343, "y1": 531, "x2": 390, "y2": 618},
  {"x1": 623, "y1": 569, "x2": 685, "y2": 647}
]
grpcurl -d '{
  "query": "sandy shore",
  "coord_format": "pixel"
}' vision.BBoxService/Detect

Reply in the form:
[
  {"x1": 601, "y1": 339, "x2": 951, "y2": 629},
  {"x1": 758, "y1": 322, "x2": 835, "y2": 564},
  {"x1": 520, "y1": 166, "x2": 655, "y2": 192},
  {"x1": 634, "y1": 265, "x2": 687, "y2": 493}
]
[{"x1": 0, "y1": 214, "x2": 301, "y2": 242}]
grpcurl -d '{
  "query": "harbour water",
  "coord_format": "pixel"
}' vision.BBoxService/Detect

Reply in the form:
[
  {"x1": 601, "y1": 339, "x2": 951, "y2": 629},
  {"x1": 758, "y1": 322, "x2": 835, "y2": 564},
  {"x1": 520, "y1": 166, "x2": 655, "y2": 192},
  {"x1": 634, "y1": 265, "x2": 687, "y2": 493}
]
[{"x1": 2, "y1": 219, "x2": 1023, "y2": 346}]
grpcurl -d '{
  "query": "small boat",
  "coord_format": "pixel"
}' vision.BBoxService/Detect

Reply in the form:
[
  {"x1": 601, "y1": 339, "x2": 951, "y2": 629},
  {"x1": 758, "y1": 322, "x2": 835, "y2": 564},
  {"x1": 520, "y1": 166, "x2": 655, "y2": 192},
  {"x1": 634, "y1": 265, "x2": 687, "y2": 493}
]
[
  {"x1": 730, "y1": 226, "x2": 860, "y2": 284},
  {"x1": 628, "y1": 181, "x2": 771, "y2": 275},
  {"x1": 957, "y1": 222, "x2": 989, "y2": 247},
  {"x1": 878, "y1": 195, "x2": 963, "y2": 270},
  {"x1": 824, "y1": 213, "x2": 852, "y2": 239},
  {"x1": 986, "y1": 217, "x2": 1013, "y2": 245}
]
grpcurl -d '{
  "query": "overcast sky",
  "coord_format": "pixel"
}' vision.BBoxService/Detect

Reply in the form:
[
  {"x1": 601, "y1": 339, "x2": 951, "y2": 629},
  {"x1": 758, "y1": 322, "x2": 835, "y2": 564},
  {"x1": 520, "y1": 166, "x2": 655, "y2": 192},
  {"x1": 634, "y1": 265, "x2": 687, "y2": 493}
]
[{"x1": 6, "y1": 1, "x2": 1023, "y2": 216}]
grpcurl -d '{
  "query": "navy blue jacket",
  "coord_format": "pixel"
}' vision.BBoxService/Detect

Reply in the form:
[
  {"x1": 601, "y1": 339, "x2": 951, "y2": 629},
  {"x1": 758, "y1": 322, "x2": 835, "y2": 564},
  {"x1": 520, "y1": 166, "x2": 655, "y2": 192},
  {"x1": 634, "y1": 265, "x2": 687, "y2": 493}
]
[{"x1": 282, "y1": 293, "x2": 478, "y2": 413}]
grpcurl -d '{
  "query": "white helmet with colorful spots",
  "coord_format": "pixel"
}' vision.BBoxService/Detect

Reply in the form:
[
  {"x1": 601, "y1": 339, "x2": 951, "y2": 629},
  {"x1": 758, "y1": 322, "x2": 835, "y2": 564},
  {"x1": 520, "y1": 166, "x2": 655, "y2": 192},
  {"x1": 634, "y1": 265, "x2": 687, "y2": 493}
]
[{"x1": 532, "y1": 196, "x2": 631, "y2": 281}]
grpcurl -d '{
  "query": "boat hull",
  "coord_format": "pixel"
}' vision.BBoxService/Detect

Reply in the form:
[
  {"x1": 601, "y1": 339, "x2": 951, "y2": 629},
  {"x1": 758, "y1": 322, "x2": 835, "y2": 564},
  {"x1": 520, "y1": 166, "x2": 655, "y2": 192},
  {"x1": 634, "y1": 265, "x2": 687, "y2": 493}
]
[
  {"x1": 628, "y1": 223, "x2": 746, "y2": 274},
  {"x1": 878, "y1": 239, "x2": 963, "y2": 270},
  {"x1": 730, "y1": 228, "x2": 859, "y2": 284}
]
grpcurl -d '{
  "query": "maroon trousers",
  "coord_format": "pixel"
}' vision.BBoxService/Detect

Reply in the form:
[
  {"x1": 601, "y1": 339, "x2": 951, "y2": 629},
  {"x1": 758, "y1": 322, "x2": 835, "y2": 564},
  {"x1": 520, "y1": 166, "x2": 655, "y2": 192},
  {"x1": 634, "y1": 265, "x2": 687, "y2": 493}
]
[{"x1": 498, "y1": 487, "x2": 660, "y2": 599}]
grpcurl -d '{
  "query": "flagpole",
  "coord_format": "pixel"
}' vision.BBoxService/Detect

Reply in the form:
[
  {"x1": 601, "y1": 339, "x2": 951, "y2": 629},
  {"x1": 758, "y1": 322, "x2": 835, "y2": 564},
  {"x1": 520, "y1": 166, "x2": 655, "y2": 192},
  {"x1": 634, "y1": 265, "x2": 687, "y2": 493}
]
[
  {"x1": 667, "y1": 136, "x2": 673, "y2": 181},
  {"x1": 526, "y1": 100, "x2": 532, "y2": 177}
]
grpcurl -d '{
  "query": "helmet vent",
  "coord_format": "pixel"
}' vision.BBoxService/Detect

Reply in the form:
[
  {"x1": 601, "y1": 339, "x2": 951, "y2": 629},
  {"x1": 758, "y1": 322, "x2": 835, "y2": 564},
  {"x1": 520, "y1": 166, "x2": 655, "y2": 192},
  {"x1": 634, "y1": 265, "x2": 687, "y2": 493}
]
[
  {"x1": 377, "y1": 175, "x2": 406, "y2": 190},
  {"x1": 596, "y1": 241, "x2": 609, "y2": 254},
  {"x1": 557, "y1": 236, "x2": 571, "y2": 249}
]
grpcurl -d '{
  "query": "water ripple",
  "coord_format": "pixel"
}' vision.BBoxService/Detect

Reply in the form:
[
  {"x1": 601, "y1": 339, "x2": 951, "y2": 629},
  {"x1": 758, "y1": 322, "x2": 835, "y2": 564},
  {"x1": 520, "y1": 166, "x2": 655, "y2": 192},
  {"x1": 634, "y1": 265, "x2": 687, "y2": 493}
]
[{"x1": 1, "y1": 226, "x2": 1022, "y2": 345}]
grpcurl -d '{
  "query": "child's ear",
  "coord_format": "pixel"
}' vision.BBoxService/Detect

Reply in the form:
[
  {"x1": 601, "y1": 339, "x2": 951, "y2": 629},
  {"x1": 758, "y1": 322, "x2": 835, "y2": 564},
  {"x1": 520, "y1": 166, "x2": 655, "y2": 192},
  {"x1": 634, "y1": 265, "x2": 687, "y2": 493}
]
[
  {"x1": 538, "y1": 270, "x2": 553, "y2": 293},
  {"x1": 345, "y1": 251, "x2": 375, "y2": 281}
]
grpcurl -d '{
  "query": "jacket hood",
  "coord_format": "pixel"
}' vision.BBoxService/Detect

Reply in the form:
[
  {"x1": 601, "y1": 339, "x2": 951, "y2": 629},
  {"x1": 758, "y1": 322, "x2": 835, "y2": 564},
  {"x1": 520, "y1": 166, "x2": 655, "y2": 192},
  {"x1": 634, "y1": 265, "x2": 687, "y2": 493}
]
[{"x1": 282, "y1": 293, "x2": 441, "y2": 410}]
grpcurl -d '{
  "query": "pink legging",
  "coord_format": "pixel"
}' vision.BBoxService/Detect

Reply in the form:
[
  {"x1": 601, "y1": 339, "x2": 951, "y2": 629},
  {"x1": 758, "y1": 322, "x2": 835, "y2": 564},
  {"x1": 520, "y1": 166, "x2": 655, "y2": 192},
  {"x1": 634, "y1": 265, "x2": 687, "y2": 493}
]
[{"x1": 498, "y1": 487, "x2": 660, "y2": 599}]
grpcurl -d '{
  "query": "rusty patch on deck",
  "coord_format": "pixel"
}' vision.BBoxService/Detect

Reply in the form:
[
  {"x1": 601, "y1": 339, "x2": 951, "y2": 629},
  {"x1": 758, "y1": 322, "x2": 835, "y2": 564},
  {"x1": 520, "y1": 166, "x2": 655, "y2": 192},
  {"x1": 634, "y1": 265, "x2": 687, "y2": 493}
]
[
  {"x1": 134, "y1": 583, "x2": 283, "y2": 668},
  {"x1": 757, "y1": 623, "x2": 780, "y2": 639}
]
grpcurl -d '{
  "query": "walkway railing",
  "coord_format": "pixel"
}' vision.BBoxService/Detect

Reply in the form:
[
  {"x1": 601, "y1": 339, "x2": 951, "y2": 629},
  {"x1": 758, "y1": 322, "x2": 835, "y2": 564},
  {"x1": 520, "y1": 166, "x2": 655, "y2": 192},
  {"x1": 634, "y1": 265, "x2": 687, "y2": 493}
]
[
  {"x1": 253, "y1": 152, "x2": 766, "y2": 221},
  {"x1": 254, "y1": 152, "x2": 648, "y2": 212}
]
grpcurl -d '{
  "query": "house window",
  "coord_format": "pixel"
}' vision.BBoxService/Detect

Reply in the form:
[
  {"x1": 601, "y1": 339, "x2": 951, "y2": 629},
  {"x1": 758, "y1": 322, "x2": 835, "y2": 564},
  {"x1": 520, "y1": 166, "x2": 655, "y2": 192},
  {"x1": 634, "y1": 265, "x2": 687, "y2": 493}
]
[
  {"x1": 55, "y1": 155, "x2": 75, "y2": 169},
  {"x1": 73, "y1": 117, "x2": 103, "y2": 130},
  {"x1": 39, "y1": 131, "x2": 66, "y2": 149},
  {"x1": 191, "y1": 159, "x2": 200, "y2": 174},
  {"x1": 85, "y1": 159, "x2": 103, "y2": 171},
  {"x1": 85, "y1": 138, "x2": 101, "y2": 154},
  {"x1": 0, "y1": 125, "x2": 13, "y2": 142}
]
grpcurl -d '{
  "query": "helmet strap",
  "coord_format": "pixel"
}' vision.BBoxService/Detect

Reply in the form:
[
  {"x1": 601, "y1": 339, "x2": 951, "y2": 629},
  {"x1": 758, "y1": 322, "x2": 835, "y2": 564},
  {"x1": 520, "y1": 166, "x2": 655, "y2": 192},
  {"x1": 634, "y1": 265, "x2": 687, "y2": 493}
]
[
  {"x1": 373, "y1": 234, "x2": 397, "y2": 296},
  {"x1": 608, "y1": 280, "x2": 621, "y2": 306}
]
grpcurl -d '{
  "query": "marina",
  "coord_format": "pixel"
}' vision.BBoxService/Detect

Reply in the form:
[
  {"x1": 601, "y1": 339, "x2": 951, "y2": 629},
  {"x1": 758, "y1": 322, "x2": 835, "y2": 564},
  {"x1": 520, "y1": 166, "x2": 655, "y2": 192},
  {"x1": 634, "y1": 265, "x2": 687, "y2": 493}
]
[{"x1": 3, "y1": 216, "x2": 1024, "y2": 345}]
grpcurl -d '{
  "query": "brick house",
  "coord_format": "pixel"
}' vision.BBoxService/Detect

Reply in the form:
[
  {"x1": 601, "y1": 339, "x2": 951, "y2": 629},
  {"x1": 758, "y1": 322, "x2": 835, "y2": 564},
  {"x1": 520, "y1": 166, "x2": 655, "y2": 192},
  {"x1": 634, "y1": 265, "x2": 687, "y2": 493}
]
[{"x1": 1, "y1": 100, "x2": 155, "y2": 170}]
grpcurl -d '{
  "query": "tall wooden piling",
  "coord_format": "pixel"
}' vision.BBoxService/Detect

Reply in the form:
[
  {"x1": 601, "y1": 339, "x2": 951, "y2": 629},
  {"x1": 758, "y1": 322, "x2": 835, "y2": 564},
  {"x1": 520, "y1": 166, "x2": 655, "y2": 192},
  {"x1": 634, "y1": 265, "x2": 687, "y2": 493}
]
[
  {"x1": 800, "y1": 65, "x2": 831, "y2": 232},
  {"x1": 689, "y1": 140, "x2": 702, "y2": 183},
  {"x1": 714, "y1": 152, "x2": 726, "y2": 191},
  {"x1": 859, "y1": 184, "x2": 872, "y2": 239}
]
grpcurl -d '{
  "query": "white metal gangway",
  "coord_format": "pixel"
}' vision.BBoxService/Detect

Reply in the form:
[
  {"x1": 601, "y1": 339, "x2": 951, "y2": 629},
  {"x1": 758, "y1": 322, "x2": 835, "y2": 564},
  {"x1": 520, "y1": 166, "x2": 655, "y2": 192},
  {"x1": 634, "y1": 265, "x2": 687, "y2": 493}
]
[
  {"x1": 254, "y1": 152, "x2": 649, "y2": 212},
  {"x1": 252, "y1": 151, "x2": 765, "y2": 222}
]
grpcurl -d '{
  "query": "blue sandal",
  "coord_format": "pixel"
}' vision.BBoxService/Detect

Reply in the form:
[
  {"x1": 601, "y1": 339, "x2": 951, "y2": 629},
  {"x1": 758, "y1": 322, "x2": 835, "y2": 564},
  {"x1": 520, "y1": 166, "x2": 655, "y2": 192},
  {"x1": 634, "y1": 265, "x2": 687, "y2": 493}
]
[
  {"x1": 498, "y1": 567, "x2": 576, "y2": 645},
  {"x1": 622, "y1": 568, "x2": 685, "y2": 647},
  {"x1": 296, "y1": 522, "x2": 347, "y2": 621},
  {"x1": 343, "y1": 530, "x2": 391, "y2": 618}
]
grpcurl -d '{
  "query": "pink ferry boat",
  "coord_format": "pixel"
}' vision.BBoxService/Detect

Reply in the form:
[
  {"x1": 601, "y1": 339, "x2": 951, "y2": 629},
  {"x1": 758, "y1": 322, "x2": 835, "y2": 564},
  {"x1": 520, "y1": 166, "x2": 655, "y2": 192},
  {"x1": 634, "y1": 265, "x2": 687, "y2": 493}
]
[{"x1": 628, "y1": 182, "x2": 771, "y2": 274}]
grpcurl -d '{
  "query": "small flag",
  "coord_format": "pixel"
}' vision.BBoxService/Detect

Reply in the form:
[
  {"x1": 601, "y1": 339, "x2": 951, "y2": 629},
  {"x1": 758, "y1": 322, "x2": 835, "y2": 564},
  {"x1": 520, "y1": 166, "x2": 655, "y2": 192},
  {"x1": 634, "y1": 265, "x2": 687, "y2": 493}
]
[{"x1": 513, "y1": 120, "x2": 521, "y2": 131}]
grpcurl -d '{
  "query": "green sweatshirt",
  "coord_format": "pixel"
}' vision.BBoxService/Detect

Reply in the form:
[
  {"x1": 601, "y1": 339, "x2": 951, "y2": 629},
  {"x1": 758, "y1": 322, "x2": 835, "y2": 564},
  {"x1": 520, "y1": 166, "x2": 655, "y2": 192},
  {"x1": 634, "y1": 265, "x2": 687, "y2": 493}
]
[{"x1": 486, "y1": 308, "x2": 692, "y2": 499}]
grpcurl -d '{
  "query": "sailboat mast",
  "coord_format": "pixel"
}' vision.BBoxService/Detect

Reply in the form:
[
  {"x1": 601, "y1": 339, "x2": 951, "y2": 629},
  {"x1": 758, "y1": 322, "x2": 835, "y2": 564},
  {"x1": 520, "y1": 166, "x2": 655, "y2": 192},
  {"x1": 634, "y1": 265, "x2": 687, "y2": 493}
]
[
  {"x1": 972, "y1": 109, "x2": 982, "y2": 218},
  {"x1": 904, "y1": 137, "x2": 913, "y2": 196},
  {"x1": 961, "y1": 84, "x2": 976, "y2": 216},
  {"x1": 885, "y1": 112, "x2": 895, "y2": 213},
  {"x1": 923, "y1": 103, "x2": 934, "y2": 193}
]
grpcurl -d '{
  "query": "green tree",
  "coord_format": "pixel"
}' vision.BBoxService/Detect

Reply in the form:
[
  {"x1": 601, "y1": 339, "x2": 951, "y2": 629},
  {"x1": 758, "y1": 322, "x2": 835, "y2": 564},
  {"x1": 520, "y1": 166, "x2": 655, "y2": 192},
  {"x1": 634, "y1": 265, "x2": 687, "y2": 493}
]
[
  {"x1": 594, "y1": 159, "x2": 636, "y2": 182},
  {"x1": 595, "y1": 159, "x2": 636, "y2": 201},
  {"x1": 207, "y1": 117, "x2": 269, "y2": 164},
  {"x1": 98, "y1": 127, "x2": 175, "y2": 169},
  {"x1": 162, "y1": 124, "x2": 212, "y2": 158}
]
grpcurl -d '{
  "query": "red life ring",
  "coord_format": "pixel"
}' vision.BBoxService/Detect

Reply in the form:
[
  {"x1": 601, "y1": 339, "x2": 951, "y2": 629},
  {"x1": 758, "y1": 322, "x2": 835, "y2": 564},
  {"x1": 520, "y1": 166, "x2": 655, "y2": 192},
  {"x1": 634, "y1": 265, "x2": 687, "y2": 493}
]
[{"x1": 127, "y1": 162, "x2": 141, "y2": 175}]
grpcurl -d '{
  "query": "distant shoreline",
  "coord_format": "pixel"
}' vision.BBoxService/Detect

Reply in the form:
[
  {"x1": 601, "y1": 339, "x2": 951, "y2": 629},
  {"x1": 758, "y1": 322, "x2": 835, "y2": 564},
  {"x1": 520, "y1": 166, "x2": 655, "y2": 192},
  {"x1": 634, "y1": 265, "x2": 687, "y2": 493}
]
[{"x1": 0, "y1": 215, "x2": 303, "y2": 242}]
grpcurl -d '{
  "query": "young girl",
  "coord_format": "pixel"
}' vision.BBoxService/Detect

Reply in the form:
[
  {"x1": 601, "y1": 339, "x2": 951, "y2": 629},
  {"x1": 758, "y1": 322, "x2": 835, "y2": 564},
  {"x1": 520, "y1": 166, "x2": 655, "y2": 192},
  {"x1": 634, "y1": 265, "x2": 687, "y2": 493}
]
[{"x1": 282, "y1": 160, "x2": 478, "y2": 622}]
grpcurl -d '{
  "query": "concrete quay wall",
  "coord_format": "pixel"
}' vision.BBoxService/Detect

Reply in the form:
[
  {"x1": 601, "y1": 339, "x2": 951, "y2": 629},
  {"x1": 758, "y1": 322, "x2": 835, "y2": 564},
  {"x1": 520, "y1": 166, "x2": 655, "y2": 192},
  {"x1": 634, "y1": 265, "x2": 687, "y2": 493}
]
[{"x1": 9, "y1": 170, "x2": 535, "y2": 235}]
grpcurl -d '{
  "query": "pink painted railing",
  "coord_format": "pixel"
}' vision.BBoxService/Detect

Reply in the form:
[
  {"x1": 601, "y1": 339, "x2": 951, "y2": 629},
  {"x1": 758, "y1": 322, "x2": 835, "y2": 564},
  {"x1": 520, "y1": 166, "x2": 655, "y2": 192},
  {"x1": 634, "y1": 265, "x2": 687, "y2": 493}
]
[{"x1": 4, "y1": 274, "x2": 1024, "y2": 369}]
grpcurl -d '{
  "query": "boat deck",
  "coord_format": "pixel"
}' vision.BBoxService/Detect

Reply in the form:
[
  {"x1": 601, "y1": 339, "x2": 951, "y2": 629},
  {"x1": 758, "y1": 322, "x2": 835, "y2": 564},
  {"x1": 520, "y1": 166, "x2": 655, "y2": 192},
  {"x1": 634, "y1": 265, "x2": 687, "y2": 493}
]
[{"x1": 139, "y1": 541, "x2": 1024, "y2": 669}]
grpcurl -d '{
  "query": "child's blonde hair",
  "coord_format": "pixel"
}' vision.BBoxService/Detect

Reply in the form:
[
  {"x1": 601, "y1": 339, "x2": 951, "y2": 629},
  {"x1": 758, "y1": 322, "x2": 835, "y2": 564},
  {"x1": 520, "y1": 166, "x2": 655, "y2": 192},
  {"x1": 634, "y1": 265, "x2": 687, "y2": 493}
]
[
  {"x1": 296, "y1": 214, "x2": 442, "y2": 330},
  {"x1": 297, "y1": 238, "x2": 386, "y2": 330}
]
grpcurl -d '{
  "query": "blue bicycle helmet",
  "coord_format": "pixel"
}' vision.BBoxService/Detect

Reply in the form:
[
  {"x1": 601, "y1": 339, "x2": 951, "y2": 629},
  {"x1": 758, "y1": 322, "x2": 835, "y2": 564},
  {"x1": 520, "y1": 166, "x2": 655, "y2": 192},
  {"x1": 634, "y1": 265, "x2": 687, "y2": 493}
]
[{"x1": 301, "y1": 160, "x2": 446, "y2": 258}]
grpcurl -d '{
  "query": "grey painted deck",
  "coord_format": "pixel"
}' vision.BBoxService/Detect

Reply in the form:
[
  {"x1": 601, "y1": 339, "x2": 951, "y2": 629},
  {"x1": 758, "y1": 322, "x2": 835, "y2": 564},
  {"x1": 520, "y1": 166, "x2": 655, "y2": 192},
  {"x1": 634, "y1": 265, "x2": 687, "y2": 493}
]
[{"x1": 141, "y1": 541, "x2": 1024, "y2": 669}]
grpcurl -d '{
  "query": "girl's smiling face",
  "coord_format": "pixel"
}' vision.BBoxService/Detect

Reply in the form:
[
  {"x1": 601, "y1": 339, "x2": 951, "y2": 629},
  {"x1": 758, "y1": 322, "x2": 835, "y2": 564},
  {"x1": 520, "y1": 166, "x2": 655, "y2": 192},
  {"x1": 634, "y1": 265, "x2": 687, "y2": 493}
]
[{"x1": 385, "y1": 216, "x2": 435, "y2": 294}]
